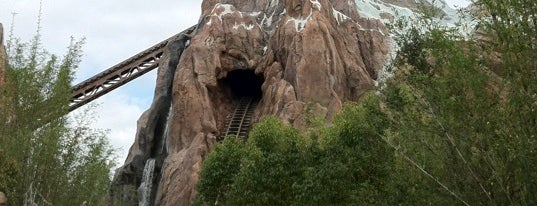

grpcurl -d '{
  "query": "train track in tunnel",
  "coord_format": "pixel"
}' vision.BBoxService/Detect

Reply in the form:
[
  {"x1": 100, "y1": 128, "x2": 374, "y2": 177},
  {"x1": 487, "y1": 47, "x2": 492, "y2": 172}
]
[{"x1": 220, "y1": 97, "x2": 258, "y2": 140}]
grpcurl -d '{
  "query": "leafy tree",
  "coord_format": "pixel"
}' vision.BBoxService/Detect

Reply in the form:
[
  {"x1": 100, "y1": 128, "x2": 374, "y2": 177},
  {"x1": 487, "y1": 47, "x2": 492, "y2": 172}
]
[
  {"x1": 0, "y1": 29, "x2": 115, "y2": 205},
  {"x1": 382, "y1": 0, "x2": 537, "y2": 204},
  {"x1": 195, "y1": 137, "x2": 248, "y2": 205},
  {"x1": 196, "y1": 1, "x2": 537, "y2": 205},
  {"x1": 195, "y1": 94, "x2": 395, "y2": 206}
]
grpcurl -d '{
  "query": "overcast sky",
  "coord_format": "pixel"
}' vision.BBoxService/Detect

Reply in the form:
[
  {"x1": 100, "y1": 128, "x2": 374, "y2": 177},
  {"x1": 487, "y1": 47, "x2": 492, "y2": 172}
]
[{"x1": 0, "y1": 0, "x2": 471, "y2": 166}]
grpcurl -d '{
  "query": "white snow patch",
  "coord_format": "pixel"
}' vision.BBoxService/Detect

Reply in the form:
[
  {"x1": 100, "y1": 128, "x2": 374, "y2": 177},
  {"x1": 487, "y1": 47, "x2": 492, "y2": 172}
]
[
  {"x1": 261, "y1": 13, "x2": 274, "y2": 27},
  {"x1": 286, "y1": 10, "x2": 313, "y2": 32},
  {"x1": 218, "y1": 4, "x2": 235, "y2": 16},
  {"x1": 353, "y1": 0, "x2": 462, "y2": 25},
  {"x1": 354, "y1": 0, "x2": 415, "y2": 23},
  {"x1": 359, "y1": 28, "x2": 385, "y2": 36},
  {"x1": 310, "y1": 0, "x2": 322, "y2": 10},
  {"x1": 250, "y1": 11, "x2": 262, "y2": 17},
  {"x1": 332, "y1": 8, "x2": 350, "y2": 24},
  {"x1": 206, "y1": 3, "x2": 236, "y2": 25},
  {"x1": 214, "y1": 3, "x2": 235, "y2": 21},
  {"x1": 232, "y1": 22, "x2": 255, "y2": 30},
  {"x1": 269, "y1": 0, "x2": 279, "y2": 8},
  {"x1": 205, "y1": 3, "x2": 266, "y2": 28}
]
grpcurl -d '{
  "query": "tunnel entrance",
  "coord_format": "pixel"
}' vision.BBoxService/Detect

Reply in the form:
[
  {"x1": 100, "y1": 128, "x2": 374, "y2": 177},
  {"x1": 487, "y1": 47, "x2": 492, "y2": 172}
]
[
  {"x1": 218, "y1": 69, "x2": 264, "y2": 140},
  {"x1": 222, "y1": 69, "x2": 264, "y2": 100}
]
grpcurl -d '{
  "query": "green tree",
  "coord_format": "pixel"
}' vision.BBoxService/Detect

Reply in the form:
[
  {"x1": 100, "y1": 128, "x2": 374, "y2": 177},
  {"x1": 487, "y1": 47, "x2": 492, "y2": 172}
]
[
  {"x1": 0, "y1": 30, "x2": 115, "y2": 205},
  {"x1": 195, "y1": 137, "x2": 248, "y2": 205},
  {"x1": 382, "y1": 0, "x2": 537, "y2": 204},
  {"x1": 196, "y1": 1, "x2": 537, "y2": 205},
  {"x1": 195, "y1": 94, "x2": 395, "y2": 206}
]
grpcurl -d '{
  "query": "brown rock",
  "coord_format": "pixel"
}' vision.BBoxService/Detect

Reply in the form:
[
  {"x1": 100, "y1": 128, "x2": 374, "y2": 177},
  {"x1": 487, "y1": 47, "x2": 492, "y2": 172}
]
[
  {"x1": 0, "y1": 192, "x2": 6, "y2": 206},
  {"x1": 111, "y1": 0, "x2": 390, "y2": 205},
  {"x1": 109, "y1": 33, "x2": 192, "y2": 205}
]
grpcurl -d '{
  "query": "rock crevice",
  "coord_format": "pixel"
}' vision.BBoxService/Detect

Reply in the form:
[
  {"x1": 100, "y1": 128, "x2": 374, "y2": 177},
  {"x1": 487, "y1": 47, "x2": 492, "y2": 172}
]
[{"x1": 110, "y1": 33, "x2": 191, "y2": 205}]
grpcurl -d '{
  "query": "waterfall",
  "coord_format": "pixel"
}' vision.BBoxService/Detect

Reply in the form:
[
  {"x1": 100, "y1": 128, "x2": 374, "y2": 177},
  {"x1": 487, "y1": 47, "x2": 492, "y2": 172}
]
[
  {"x1": 160, "y1": 104, "x2": 173, "y2": 154},
  {"x1": 138, "y1": 103, "x2": 171, "y2": 205},
  {"x1": 138, "y1": 158, "x2": 156, "y2": 206}
]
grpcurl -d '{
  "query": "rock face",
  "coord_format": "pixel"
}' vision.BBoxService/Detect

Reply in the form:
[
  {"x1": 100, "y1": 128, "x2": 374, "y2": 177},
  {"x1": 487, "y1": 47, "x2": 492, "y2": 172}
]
[
  {"x1": 111, "y1": 0, "x2": 390, "y2": 205},
  {"x1": 0, "y1": 23, "x2": 6, "y2": 86}
]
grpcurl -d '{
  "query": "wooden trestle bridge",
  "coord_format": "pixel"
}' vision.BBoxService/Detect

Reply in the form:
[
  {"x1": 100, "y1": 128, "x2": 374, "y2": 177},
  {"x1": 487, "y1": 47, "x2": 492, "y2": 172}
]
[{"x1": 69, "y1": 26, "x2": 258, "y2": 139}]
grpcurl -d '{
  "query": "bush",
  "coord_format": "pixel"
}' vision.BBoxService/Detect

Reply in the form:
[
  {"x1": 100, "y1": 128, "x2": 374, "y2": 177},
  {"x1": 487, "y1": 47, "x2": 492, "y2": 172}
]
[{"x1": 196, "y1": 96, "x2": 395, "y2": 205}]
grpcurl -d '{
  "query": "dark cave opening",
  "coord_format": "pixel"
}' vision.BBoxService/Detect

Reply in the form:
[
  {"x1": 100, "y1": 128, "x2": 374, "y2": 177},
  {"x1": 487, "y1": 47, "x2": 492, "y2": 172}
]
[{"x1": 222, "y1": 69, "x2": 264, "y2": 100}]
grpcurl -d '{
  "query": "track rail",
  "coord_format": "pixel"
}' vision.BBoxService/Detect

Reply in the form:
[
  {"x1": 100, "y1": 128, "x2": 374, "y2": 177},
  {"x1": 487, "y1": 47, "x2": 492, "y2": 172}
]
[
  {"x1": 69, "y1": 26, "x2": 196, "y2": 111},
  {"x1": 220, "y1": 97, "x2": 258, "y2": 140}
]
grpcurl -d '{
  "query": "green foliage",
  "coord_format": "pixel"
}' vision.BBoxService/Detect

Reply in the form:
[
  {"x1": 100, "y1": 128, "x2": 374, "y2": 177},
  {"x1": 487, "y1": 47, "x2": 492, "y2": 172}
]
[
  {"x1": 196, "y1": 97, "x2": 395, "y2": 206},
  {"x1": 0, "y1": 32, "x2": 115, "y2": 205},
  {"x1": 196, "y1": 1, "x2": 537, "y2": 205},
  {"x1": 195, "y1": 137, "x2": 248, "y2": 205},
  {"x1": 226, "y1": 117, "x2": 305, "y2": 205},
  {"x1": 383, "y1": 0, "x2": 537, "y2": 204}
]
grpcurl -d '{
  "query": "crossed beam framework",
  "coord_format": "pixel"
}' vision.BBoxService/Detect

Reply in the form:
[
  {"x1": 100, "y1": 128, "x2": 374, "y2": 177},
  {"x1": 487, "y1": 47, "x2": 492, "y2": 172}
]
[{"x1": 69, "y1": 26, "x2": 195, "y2": 111}]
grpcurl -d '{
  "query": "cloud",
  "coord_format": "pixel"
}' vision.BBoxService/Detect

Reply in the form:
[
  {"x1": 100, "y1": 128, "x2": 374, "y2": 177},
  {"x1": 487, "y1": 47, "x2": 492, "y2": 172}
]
[
  {"x1": 1, "y1": 0, "x2": 201, "y2": 79},
  {"x1": 1, "y1": 0, "x2": 201, "y2": 165},
  {"x1": 89, "y1": 89, "x2": 147, "y2": 165}
]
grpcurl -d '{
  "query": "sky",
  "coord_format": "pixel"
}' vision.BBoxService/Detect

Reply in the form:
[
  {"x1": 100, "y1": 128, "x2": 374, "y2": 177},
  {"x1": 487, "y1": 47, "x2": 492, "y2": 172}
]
[{"x1": 0, "y1": 0, "x2": 471, "y2": 166}]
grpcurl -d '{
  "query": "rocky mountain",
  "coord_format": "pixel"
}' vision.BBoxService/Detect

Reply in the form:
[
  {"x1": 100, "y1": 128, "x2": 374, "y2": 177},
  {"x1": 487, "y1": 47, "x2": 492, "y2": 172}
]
[{"x1": 110, "y1": 0, "x2": 460, "y2": 205}]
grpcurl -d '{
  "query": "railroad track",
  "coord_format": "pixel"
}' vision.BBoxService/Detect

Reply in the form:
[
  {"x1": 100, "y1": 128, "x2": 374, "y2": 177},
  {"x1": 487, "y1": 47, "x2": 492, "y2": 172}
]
[{"x1": 220, "y1": 97, "x2": 258, "y2": 140}]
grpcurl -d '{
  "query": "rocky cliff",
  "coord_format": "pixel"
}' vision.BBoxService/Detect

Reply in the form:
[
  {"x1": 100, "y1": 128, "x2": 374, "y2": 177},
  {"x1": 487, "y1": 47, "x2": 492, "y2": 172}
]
[{"x1": 110, "y1": 0, "x2": 400, "y2": 205}]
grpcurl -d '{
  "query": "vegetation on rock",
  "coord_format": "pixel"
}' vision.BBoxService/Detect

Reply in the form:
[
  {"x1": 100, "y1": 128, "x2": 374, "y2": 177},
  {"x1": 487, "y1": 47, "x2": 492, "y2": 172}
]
[
  {"x1": 195, "y1": 95, "x2": 394, "y2": 205},
  {"x1": 195, "y1": 0, "x2": 537, "y2": 205}
]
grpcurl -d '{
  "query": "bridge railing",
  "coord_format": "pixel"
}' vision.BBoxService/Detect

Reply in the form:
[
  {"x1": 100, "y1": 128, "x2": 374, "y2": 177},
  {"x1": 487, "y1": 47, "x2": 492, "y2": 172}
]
[{"x1": 69, "y1": 26, "x2": 195, "y2": 111}]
